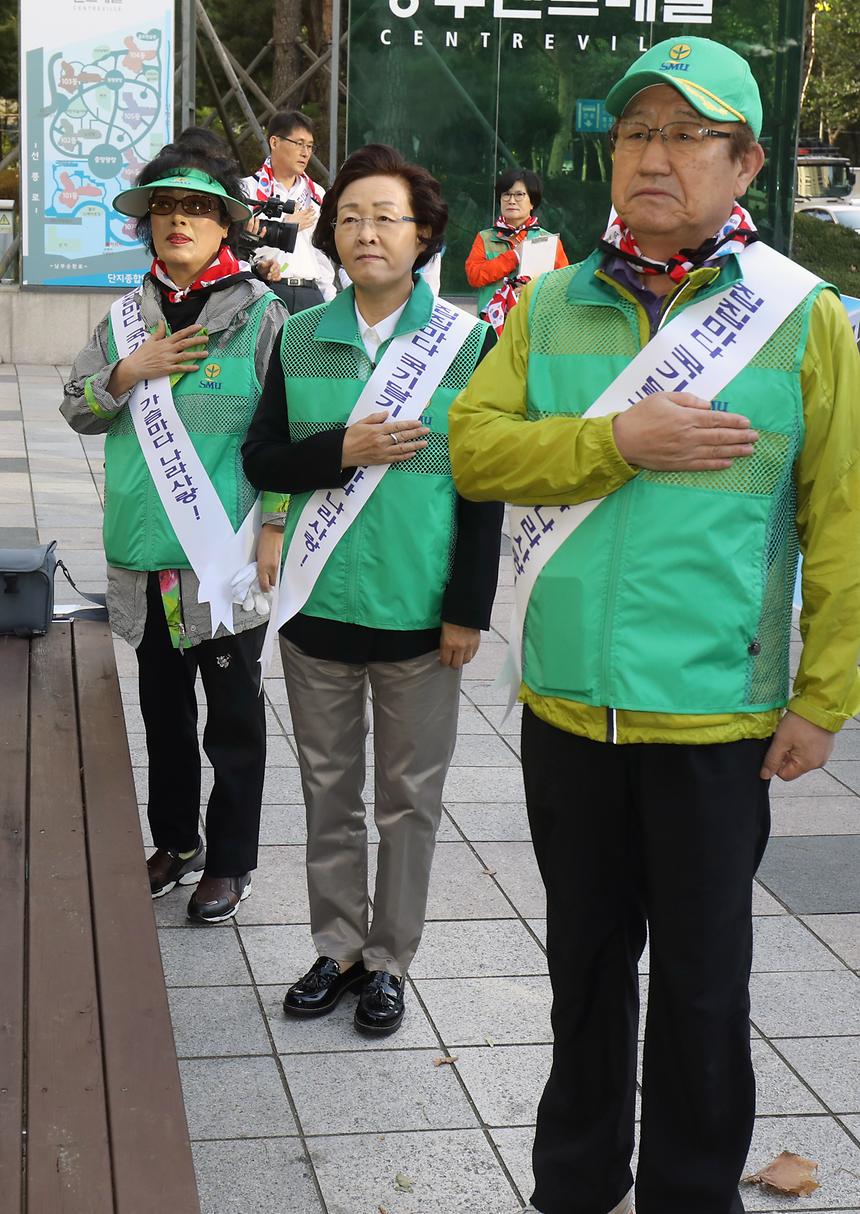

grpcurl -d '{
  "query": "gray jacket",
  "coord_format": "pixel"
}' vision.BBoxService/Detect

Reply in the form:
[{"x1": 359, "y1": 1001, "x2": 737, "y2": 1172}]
[{"x1": 61, "y1": 275, "x2": 287, "y2": 648}]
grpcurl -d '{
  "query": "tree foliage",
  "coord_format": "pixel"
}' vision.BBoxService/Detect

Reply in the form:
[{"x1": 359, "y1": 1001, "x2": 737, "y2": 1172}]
[
  {"x1": 0, "y1": 0, "x2": 18, "y2": 103},
  {"x1": 197, "y1": 0, "x2": 337, "y2": 175},
  {"x1": 801, "y1": 0, "x2": 860, "y2": 154}
]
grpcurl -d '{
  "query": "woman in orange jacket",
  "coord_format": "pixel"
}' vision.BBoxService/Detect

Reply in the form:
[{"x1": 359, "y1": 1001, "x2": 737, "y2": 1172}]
[{"x1": 465, "y1": 167, "x2": 568, "y2": 334}]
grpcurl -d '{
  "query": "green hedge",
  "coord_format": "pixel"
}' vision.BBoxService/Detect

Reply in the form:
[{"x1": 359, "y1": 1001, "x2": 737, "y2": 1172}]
[{"x1": 792, "y1": 212, "x2": 860, "y2": 296}]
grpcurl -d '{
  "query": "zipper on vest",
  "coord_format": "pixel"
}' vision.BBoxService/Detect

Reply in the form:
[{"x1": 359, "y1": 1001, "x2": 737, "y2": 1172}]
[
  {"x1": 595, "y1": 274, "x2": 694, "y2": 740},
  {"x1": 347, "y1": 512, "x2": 362, "y2": 621},
  {"x1": 599, "y1": 490, "x2": 630, "y2": 735}
]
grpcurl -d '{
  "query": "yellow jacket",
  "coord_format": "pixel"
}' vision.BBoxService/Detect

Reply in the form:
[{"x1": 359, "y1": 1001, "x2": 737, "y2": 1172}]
[{"x1": 450, "y1": 263, "x2": 860, "y2": 744}]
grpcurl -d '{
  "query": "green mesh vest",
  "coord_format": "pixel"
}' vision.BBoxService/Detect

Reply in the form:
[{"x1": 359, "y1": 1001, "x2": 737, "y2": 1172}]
[
  {"x1": 522, "y1": 252, "x2": 825, "y2": 715},
  {"x1": 102, "y1": 295, "x2": 267, "y2": 570},
  {"x1": 280, "y1": 282, "x2": 486, "y2": 630},
  {"x1": 476, "y1": 226, "x2": 554, "y2": 315}
]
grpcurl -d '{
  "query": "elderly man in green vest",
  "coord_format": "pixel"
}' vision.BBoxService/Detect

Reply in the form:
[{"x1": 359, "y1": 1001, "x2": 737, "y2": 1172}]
[{"x1": 450, "y1": 36, "x2": 860, "y2": 1214}]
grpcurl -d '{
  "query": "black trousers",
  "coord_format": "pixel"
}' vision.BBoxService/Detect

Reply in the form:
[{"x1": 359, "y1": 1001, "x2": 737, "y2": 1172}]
[
  {"x1": 521, "y1": 707, "x2": 771, "y2": 1214},
  {"x1": 269, "y1": 282, "x2": 324, "y2": 313},
  {"x1": 137, "y1": 573, "x2": 267, "y2": 876}
]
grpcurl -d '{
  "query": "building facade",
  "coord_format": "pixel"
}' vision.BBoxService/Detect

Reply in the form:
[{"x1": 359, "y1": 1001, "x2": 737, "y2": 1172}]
[{"x1": 346, "y1": 0, "x2": 805, "y2": 295}]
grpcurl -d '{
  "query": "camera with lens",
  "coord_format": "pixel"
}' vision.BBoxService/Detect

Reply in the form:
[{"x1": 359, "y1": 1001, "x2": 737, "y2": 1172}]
[{"x1": 238, "y1": 197, "x2": 298, "y2": 257}]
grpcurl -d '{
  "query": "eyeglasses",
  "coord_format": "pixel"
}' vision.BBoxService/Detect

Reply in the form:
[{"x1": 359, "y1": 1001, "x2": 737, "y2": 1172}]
[
  {"x1": 500, "y1": 191, "x2": 529, "y2": 201},
  {"x1": 612, "y1": 120, "x2": 733, "y2": 155},
  {"x1": 279, "y1": 136, "x2": 315, "y2": 153},
  {"x1": 331, "y1": 215, "x2": 418, "y2": 233},
  {"x1": 148, "y1": 193, "x2": 222, "y2": 216}
]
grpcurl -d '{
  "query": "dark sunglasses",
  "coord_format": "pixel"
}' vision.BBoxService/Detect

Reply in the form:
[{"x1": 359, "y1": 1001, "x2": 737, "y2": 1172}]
[{"x1": 148, "y1": 194, "x2": 223, "y2": 217}]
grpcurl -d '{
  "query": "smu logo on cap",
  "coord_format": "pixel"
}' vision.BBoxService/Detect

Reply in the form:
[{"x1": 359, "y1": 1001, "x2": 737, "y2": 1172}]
[{"x1": 661, "y1": 42, "x2": 692, "y2": 72}]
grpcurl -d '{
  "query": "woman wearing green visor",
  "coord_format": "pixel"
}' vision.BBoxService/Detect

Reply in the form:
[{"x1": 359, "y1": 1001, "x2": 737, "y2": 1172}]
[{"x1": 61, "y1": 135, "x2": 287, "y2": 924}]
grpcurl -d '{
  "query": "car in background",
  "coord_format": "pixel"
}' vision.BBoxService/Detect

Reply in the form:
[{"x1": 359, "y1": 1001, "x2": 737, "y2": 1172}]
[
  {"x1": 795, "y1": 142, "x2": 855, "y2": 204},
  {"x1": 796, "y1": 204, "x2": 860, "y2": 235}
]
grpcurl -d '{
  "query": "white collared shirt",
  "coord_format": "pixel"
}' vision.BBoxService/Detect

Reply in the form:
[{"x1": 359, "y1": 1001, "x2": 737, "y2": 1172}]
[{"x1": 355, "y1": 299, "x2": 408, "y2": 363}]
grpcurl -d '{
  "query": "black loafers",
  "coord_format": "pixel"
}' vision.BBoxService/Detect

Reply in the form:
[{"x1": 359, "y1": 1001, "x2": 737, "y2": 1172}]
[
  {"x1": 354, "y1": 970, "x2": 405, "y2": 1036},
  {"x1": 283, "y1": 957, "x2": 367, "y2": 1017}
]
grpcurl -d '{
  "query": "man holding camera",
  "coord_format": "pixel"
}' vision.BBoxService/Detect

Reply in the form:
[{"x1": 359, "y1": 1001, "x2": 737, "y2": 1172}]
[{"x1": 242, "y1": 110, "x2": 336, "y2": 313}]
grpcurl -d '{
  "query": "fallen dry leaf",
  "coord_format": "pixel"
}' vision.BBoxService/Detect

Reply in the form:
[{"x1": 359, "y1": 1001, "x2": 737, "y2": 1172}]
[
  {"x1": 743, "y1": 1151, "x2": 820, "y2": 1197},
  {"x1": 378, "y1": 1208, "x2": 390, "y2": 1214},
  {"x1": 433, "y1": 1054, "x2": 459, "y2": 1066},
  {"x1": 394, "y1": 1172, "x2": 415, "y2": 1193},
  {"x1": 485, "y1": 1035, "x2": 496, "y2": 1047},
  {"x1": 482, "y1": 867, "x2": 497, "y2": 877}
]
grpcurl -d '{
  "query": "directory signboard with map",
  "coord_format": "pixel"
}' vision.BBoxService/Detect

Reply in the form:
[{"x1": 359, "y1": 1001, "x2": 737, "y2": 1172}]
[{"x1": 20, "y1": 0, "x2": 174, "y2": 288}]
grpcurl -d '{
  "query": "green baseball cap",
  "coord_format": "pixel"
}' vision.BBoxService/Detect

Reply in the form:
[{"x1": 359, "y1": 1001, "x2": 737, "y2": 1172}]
[
  {"x1": 113, "y1": 166, "x2": 252, "y2": 222},
  {"x1": 605, "y1": 36, "x2": 763, "y2": 139}
]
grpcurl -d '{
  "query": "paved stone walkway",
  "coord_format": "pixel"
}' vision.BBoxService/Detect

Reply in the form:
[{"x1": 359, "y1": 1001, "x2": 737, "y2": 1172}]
[{"x1": 3, "y1": 361, "x2": 859, "y2": 1213}]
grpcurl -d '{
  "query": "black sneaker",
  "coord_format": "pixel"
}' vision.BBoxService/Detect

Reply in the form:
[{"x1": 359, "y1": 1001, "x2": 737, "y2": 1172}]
[
  {"x1": 283, "y1": 957, "x2": 367, "y2": 1017},
  {"x1": 147, "y1": 839, "x2": 205, "y2": 898},
  {"x1": 354, "y1": 970, "x2": 405, "y2": 1036}
]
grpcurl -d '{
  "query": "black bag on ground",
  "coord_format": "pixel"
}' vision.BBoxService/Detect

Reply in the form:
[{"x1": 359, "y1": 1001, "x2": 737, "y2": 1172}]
[{"x1": 0, "y1": 541, "x2": 57, "y2": 637}]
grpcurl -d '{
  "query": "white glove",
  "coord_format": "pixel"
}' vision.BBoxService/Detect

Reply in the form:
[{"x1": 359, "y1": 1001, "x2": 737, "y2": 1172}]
[{"x1": 230, "y1": 562, "x2": 273, "y2": 617}]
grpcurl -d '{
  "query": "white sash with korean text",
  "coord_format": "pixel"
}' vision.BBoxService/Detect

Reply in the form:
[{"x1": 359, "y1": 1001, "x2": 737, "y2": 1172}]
[
  {"x1": 502, "y1": 242, "x2": 821, "y2": 711},
  {"x1": 111, "y1": 291, "x2": 259, "y2": 636},
  {"x1": 258, "y1": 296, "x2": 476, "y2": 677}
]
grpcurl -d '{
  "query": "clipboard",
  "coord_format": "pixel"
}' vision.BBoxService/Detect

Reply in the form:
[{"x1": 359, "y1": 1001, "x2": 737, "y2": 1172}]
[{"x1": 519, "y1": 233, "x2": 559, "y2": 279}]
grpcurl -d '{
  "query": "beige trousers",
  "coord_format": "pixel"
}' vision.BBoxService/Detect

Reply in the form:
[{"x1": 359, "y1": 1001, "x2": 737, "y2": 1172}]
[{"x1": 280, "y1": 638, "x2": 461, "y2": 976}]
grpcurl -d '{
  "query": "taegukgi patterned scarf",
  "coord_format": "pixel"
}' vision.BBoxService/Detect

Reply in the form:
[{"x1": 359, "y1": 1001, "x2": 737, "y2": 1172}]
[
  {"x1": 598, "y1": 202, "x2": 759, "y2": 284},
  {"x1": 250, "y1": 158, "x2": 323, "y2": 209},
  {"x1": 150, "y1": 244, "x2": 246, "y2": 303}
]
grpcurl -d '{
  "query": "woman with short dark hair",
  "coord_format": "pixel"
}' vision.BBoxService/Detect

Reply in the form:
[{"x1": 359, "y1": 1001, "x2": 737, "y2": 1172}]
[
  {"x1": 61, "y1": 135, "x2": 287, "y2": 924},
  {"x1": 243, "y1": 143, "x2": 503, "y2": 1037},
  {"x1": 466, "y1": 166, "x2": 569, "y2": 333}
]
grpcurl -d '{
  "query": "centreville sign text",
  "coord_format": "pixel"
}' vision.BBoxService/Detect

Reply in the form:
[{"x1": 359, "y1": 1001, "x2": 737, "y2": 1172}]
[{"x1": 379, "y1": 0, "x2": 714, "y2": 48}]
